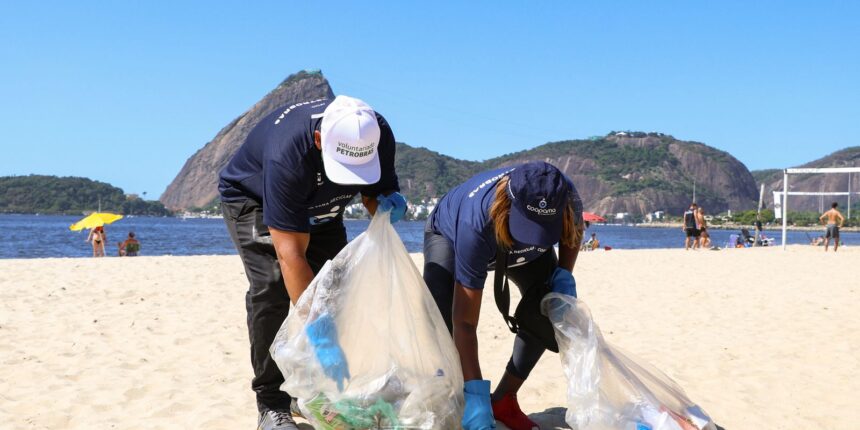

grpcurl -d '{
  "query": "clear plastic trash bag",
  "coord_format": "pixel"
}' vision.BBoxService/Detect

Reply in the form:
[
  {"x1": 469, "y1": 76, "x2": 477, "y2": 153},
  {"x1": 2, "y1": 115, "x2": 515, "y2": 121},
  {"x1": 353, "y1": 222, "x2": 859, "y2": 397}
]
[
  {"x1": 541, "y1": 293, "x2": 717, "y2": 430},
  {"x1": 270, "y1": 212, "x2": 464, "y2": 429}
]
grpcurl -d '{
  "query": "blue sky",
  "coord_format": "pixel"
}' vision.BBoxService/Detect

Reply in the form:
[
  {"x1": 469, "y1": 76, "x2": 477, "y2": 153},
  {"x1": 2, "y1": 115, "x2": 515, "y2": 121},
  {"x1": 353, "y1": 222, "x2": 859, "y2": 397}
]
[{"x1": 1, "y1": 1, "x2": 858, "y2": 197}]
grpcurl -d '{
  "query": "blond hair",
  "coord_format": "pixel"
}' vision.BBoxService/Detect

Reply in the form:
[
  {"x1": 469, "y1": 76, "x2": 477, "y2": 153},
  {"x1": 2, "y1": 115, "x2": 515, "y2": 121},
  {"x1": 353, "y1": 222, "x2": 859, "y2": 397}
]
[{"x1": 490, "y1": 176, "x2": 583, "y2": 250}]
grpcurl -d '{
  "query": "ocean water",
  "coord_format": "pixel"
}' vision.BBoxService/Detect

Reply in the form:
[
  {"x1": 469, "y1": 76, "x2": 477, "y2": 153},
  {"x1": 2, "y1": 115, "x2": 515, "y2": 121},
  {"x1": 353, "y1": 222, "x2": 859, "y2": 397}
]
[{"x1": 0, "y1": 214, "x2": 857, "y2": 259}]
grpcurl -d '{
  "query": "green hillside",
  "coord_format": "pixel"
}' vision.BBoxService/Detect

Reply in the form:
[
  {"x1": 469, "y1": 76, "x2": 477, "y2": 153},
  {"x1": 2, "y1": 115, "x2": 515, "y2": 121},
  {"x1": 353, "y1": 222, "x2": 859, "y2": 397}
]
[
  {"x1": 394, "y1": 143, "x2": 480, "y2": 202},
  {"x1": 0, "y1": 175, "x2": 172, "y2": 216},
  {"x1": 389, "y1": 132, "x2": 759, "y2": 215},
  {"x1": 484, "y1": 134, "x2": 683, "y2": 196},
  {"x1": 751, "y1": 168, "x2": 781, "y2": 184}
]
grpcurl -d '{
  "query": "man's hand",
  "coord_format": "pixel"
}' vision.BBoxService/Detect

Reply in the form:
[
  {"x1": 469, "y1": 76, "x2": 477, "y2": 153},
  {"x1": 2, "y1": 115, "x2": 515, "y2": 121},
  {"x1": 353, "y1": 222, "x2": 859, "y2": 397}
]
[
  {"x1": 377, "y1": 192, "x2": 408, "y2": 223},
  {"x1": 269, "y1": 228, "x2": 313, "y2": 304}
]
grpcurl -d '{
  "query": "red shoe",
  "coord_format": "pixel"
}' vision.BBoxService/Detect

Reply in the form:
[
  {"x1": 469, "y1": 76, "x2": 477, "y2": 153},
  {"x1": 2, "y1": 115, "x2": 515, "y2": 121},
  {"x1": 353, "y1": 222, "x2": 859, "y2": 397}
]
[{"x1": 492, "y1": 392, "x2": 539, "y2": 430}]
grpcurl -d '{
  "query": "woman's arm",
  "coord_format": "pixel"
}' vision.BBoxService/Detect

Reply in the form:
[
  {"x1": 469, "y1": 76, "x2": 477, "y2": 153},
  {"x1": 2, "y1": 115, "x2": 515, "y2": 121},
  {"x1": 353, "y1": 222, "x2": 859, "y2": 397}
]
[
  {"x1": 558, "y1": 223, "x2": 584, "y2": 271},
  {"x1": 452, "y1": 282, "x2": 484, "y2": 381}
]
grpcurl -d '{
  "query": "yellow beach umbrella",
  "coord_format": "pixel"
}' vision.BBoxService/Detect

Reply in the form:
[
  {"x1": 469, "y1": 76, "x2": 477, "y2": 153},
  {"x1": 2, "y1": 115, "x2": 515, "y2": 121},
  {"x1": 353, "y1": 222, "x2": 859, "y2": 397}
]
[{"x1": 69, "y1": 212, "x2": 124, "y2": 231}]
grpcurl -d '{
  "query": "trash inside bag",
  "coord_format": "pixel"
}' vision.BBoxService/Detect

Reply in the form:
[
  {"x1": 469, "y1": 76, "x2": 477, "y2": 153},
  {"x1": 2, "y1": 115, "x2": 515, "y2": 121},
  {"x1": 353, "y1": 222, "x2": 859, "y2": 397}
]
[
  {"x1": 542, "y1": 293, "x2": 718, "y2": 430},
  {"x1": 271, "y1": 211, "x2": 464, "y2": 429}
]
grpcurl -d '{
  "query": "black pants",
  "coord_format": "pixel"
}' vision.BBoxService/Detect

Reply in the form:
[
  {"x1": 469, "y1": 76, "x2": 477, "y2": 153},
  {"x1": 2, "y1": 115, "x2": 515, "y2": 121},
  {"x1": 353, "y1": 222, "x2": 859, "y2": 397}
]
[
  {"x1": 423, "y1": 219, "x2": 556, "y2": 380},
  {"x1": 222, "y1": 199, "x2": 347, "y2": 412}
]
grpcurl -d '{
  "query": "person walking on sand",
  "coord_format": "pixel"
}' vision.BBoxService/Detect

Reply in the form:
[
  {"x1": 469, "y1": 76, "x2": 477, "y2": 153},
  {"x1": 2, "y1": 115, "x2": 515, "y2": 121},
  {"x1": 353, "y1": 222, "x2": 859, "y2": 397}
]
[
  {"x1": 219, "y1": 95, "x2": 406, "y2": 430},
  {"x1": 423, "y1": 162, "x2": 583, "y2": 430},
  {"x1": 682, "y1": 203, "x2": 700, "y2": 250},
  {"x1": 696, "y1": 207, "x2": 710, "y2": 249},
  {"x1": 87, "y1": 226, "x2": 106, "y2": 257},
  {"x1": 819, "y1": 202, "x2": 845, "y2": 252},
  {"x1": 753, "y1": 217, "x2": 764, "y2": 247}
]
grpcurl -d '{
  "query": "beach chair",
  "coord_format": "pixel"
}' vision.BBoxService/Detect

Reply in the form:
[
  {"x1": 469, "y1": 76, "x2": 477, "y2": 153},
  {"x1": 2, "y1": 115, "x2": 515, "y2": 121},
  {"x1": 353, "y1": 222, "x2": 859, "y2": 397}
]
[
  {"x1": 126, "y1": 242, "x2": 140, "y2": 256},
  {"x1": 759, "y1": 233, "x2": 775, "y2": 247}
]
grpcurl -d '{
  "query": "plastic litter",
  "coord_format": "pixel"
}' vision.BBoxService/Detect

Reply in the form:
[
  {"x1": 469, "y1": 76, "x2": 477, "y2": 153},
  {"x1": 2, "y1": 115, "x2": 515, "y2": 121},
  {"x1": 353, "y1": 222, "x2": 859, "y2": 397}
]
[
  {"x1": 542, "y1": 293, "x2": 718, "y2": 430},
  {"x1": 270, "y1": 211, "x2": 464, "y2": 429}
]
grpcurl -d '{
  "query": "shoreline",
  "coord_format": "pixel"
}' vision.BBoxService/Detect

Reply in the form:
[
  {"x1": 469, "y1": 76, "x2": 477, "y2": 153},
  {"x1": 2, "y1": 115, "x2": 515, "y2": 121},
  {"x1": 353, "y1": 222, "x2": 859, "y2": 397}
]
[{"x1": 630, "y1": 222, "x2": 860, "y2": 232}]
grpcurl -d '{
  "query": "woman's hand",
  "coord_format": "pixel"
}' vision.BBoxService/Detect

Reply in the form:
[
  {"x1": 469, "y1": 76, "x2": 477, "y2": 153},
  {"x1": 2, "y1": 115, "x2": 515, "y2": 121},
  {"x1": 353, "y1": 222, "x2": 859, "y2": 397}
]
[{"x1": 550, "y1": 267, "x2": 577, "y2": 297}]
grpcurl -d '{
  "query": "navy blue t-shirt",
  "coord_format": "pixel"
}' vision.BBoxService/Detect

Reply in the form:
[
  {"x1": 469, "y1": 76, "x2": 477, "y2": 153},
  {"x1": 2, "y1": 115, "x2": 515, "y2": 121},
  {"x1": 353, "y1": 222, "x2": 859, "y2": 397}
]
[
  {"x1": 430, "y1": 166, "x2": 580, "y2": 290},
  {"x1": 218, "y1": 98, "x2": 399, "y2": 232}
]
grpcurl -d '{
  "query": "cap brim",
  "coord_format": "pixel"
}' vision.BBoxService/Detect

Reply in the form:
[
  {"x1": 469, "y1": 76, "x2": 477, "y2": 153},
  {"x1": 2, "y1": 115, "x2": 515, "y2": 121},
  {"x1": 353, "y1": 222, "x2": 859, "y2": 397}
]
[
  {"x1": 321, "y1": 148, "x2": 381, "y2": 185},
  {"x1": 508, "y1": 203, "x2": 563, "y2": 247}
]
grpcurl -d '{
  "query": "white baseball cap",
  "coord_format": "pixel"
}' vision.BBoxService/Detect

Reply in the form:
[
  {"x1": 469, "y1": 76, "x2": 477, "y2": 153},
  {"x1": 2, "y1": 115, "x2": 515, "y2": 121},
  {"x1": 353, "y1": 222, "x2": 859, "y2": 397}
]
[{"x1": 320, "y1": 95, "x2": 381, "y2": 185}]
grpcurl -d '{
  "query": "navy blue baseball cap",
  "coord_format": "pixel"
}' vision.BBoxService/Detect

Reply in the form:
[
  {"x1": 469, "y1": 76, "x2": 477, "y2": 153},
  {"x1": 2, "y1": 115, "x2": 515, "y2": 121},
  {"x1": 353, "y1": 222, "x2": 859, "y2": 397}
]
[{"x1": 506, "y1": 162, "x2": 571, "y2": 247}]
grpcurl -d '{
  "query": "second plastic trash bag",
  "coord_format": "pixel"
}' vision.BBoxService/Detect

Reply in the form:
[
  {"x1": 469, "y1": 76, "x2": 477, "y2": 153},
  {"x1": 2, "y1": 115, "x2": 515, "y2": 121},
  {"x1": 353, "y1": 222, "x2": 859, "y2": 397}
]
[
  {"x1": 270, "y1": 211, "x2": 464, "y2": 429},
  {"x1": 541, "y1": 293, "x2": 718, "y2": 430}
]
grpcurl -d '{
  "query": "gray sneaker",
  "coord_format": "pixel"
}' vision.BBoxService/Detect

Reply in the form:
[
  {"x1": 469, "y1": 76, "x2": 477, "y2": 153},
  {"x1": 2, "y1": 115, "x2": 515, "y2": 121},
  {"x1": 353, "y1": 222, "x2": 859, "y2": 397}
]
[
  {"x1": 257, "y1": 409, "x2": 299, "y2": 430},
  {"x1": 290, "y1": 398, "x2": 304, "y2": 418}
]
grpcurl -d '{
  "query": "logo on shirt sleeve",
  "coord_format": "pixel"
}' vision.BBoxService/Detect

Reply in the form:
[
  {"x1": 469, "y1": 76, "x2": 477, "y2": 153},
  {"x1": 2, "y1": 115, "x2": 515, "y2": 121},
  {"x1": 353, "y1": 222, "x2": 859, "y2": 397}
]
[{"x1": 273, "y1": 98, "x2": 328, "y2": 125}]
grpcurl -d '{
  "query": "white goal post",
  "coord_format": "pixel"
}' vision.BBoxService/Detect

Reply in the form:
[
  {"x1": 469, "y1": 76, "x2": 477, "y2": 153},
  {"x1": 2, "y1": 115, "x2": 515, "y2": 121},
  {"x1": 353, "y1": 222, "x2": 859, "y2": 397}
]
[{"x1": 781, "y1": 167, "x2": 860, "y2": 249}]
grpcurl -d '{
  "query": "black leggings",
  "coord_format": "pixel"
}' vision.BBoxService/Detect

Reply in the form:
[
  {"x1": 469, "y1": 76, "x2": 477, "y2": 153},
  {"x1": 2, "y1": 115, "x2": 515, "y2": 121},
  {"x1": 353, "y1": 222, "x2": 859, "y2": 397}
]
[{"x1": 423, "y1": 220, "x2": 556, "y2": 380}]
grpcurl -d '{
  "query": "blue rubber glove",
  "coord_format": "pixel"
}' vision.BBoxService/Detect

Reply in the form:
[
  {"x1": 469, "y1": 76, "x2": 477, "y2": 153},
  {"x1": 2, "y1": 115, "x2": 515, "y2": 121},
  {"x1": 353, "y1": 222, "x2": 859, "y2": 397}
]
[
  {"x1": 462, "y1": 379, "x2": 496, "y2": 430},
  {"x1": 305, "y1": 313, "x2": 350, "y2": 391},
  {"x1": 377, "y1": 192, "x2": 407, "y2": 223},
  {"x1": 550, "y1": 267, "x2": 577, "y2": 297}
]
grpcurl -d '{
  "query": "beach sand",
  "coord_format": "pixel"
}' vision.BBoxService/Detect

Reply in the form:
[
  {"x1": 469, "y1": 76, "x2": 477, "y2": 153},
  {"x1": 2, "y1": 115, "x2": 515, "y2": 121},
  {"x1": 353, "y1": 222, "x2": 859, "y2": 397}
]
[{"x1": 1, "y1": 246, "x2": 858, "y2": 429}]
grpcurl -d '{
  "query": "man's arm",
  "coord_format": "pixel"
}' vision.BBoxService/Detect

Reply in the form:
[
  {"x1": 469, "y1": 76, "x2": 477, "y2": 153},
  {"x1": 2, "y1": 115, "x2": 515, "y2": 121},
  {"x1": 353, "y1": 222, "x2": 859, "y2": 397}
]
[
  {"x1": 820, "y1": 213, "x2": 827, "y2": 225},
  {"x1": 269, "y1": 227, "x2": 314, "y2": 304},
  {"x1": 361, "y1": 194, "x2": 379, "y2": 216},
  {"x1": 838, "y1": 211, "x2": 845, "y2": 227}
]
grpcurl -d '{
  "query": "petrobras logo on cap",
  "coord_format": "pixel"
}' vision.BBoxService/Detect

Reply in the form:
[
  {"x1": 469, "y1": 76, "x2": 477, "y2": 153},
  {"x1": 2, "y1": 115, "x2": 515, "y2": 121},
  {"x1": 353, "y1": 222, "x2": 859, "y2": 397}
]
[
  {"x1": 335, "y1": 140, "x2": 376, "y2": 160},
  {"x1": 526, "y1": 197, "x2": 557, "y2": 216}
]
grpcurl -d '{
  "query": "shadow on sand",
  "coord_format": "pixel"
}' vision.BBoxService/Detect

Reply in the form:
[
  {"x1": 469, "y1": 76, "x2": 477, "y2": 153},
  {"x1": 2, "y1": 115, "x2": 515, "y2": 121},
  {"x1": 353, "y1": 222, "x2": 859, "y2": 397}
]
[
  {"x1": 298, "y1": 407, "x2": 725, "y2": 430},
  {"x1": 511, "y1": 407, "x2": 726, "y2": 430}
]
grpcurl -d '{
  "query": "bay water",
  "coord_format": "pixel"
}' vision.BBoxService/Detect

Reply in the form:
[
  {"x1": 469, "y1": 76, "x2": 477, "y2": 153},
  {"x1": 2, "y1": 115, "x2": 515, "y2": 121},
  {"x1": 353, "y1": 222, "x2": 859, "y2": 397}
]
[{"x1": 1, "y1": 214, "x2": 856, "y2": 259}]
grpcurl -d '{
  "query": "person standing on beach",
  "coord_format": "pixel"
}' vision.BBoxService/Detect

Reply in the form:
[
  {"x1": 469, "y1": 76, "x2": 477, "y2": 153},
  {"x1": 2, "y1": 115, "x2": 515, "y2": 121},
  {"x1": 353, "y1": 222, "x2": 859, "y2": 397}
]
[
  {"x1": 819, "y1": 202, "x2": 845, "y2": 252},
  {"x1": 87, "y1": 226, "x2": 106, "y2": 257},
  {"x1": 218, "y1": 95, "x2": 406, "y2": 430},
  {"x1": 682, "y1": 203, "x2": 700, "y2": 250},
  {"x1": 696, "y1": 207, "x2": 710, "y2": 248},
  {"x1": 423, "y1": 162, "x2": 583, "y2": 430},
  {"x1": 754, "y1": 217, "x2": 764, "y2": 247}
]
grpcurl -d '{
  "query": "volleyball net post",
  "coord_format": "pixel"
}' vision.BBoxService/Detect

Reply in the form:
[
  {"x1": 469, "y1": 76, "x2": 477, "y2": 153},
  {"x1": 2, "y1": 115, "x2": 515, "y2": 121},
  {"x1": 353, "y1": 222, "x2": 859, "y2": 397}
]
[{"x1": 780, "y1": 167, "x2": 860, "y2": 250}]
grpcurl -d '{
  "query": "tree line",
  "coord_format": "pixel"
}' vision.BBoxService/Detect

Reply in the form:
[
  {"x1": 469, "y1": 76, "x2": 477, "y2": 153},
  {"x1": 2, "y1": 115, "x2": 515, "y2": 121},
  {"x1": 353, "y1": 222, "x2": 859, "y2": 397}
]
[{"x1": 0, "y1": 175, "x2": 172, "y2": 216}]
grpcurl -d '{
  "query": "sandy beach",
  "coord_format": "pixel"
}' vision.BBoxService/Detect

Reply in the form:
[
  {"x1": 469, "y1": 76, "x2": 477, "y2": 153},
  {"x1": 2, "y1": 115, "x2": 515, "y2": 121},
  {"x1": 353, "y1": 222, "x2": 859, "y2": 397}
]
[{"x1": 1, "y1": 246, "x2": 858, "y2": 429}]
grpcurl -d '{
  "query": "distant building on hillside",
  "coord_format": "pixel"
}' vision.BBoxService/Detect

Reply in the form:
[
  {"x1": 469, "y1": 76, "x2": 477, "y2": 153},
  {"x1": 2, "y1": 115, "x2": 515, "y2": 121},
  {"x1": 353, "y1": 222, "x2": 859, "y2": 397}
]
[{"x1": 645, "y1": 211, "x2": 665, "y2": 223}]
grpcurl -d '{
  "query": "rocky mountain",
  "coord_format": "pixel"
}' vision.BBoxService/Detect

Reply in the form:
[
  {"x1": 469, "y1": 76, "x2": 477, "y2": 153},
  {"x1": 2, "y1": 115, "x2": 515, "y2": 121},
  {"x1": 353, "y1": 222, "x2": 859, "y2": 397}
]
[
  {"x1": 753, "y1": 147, "x2": 860, "y2": 212},
  {"x1": 483, "y1": 132, "x2": 758, "y2": 215},
  {"x1": 161, "y1": 70, "x2": 759, "y2": 216},
  {"x1": 160, "y1": 70, "x2": 334, "y2": 210}
]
